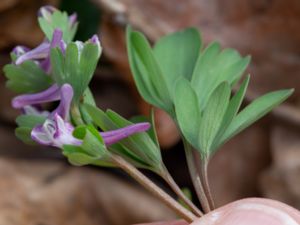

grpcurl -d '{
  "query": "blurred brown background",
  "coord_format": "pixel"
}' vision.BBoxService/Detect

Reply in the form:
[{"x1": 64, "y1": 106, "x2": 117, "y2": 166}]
[{"x1": 0, "y1": 0, "x2": 299, "y2": 224}]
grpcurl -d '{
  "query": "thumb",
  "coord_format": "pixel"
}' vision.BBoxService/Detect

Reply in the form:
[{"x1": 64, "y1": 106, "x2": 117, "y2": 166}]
[{"x1": 192, "y1": 198, "x2": 300, "y2": 225}]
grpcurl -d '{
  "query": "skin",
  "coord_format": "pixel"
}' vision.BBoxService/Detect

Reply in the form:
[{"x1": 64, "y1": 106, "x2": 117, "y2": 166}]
[{"x1": 137, "y1": 198, "x2": 300, "y2": 225}]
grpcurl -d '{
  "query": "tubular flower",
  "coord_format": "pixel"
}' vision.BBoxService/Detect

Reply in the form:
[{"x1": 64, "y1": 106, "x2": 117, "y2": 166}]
[
  {"x1": 31, "y1": 113, "x2": 80, "y2": 148},
  {"x1": 15, "y1": 29, "x2": 65, "y2": 72},
  {"x1": 31, "y1": 113, "x2": 151, "y2": 148},
  {"x1": 12, "y1": 46, "x2": 30, "y2": 59},
  {"x1": 13, "y1": 83, "x2": 73, "y2": 120},
  {"x1": 12, "y1": 84, "x2": 61, "y2": 109},
  {"x1": 50, "y1": 84, "x2": 73, "y2": 120},
  {"x1": 12, "y1": 82, "x2": 72, "y2": 118},
  {"x1": 99, "y1": 123, "x2": 151, "y2": 146}
]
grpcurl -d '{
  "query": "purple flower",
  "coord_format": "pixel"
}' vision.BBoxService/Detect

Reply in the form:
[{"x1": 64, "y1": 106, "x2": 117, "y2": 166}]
[
  {"x1": 14, "y1": 29, "x2": 64, "y2": 72},
  {"x1": 31, "y1": 113, "x2": 151, "y2": 148},
  {"x1": 12, "y1": 84, "x2": 60, "y2": 109},
  {"x1": 50, "y1": 84, "x2": 73, "y2": 120},
  {"x1": 18, "y1": 83, "x2": 150, "y2": 149},
  {"x1": 31, "y1": 113, "x2": 80, "y2": 148},
  {"x1": 99, "y1": 123, "x2": 151, "y2": 146},
  {"x1": 12, "y1": 84, "x2": 61, "y2": 109},
  {"x1": 12, "y1": 46, "x2": 30, "y2": 59},
  {"x1": 13, "y1": 83, "x2": 73, "y2": 120}
]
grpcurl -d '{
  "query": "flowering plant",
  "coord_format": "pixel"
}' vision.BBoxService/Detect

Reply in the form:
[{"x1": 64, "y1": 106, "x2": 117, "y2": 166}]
[{"x1": 3, "y1": 6, "x2": 293, "y2": 223}]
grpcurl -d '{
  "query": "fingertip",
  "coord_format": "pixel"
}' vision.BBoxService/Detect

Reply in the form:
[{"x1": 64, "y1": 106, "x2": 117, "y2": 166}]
[{"x1": 192, "y1": 198, "x2": 300, "y2": 225}]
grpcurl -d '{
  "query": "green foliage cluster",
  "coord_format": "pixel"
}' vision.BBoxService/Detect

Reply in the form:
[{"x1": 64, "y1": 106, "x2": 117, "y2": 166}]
[{"x1": 127, "y1": 27, "x2": 293, "y2": 159}]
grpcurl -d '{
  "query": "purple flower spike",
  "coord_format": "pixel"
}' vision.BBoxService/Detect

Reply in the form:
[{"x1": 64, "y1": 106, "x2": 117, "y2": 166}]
[
  {"x1": 100, "y1": 122, "x2": 151, "y2": 146},
  {"x1": 31, "y1": 113, "x2": 81, "y2": 148},
  {"x1": 12, "y1": 84, "x2": 60, "y2": 109},
  {"x1": 50, "y1": 84, "x2": 73, "y2": 120}
]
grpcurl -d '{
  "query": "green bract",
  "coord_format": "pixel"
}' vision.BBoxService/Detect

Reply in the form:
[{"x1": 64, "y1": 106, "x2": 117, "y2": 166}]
[
  {"x1": 50, "y1": 41, "x2": 102, "y2": 102},
  {"x1": 84, "y1": 104, "x2": 163, "y2": 172},
  {"x1": 38, "y1": 10, "x2": 78, "y2": 43},
  {"x1": 15, "y1": 114, "x2": 46, "y2": 144},
  {"x1": 127, "y1": 26, "x2": 293, "y2": 159},
  {"x1": 4, "y1": 54, "x2": 52, "y2": 94},
  {"x1": 63, "y1": 125, "x2": 112, "y2": 166}
]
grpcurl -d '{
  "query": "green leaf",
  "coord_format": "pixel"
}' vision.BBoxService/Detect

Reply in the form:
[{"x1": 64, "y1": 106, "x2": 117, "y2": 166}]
[
  {"x1": 109, "y1": 144, "x2": 152, "y2": 169},
  {"x1": 16, "y1": 115, "x2": 46, "y2": 128},
  {"x1": 3, "y1": 60, "x2": 52, "y2": 94},
  {"x1": 174, "y1": 78, "x2": 200, "y2": 149},
  {"x1": 79, "y1": 88, "x2": 96, "y2": 125},
  {"x1": 83, "y1": 104, "x2": 116, "y2": 130},
  {"x1": 220, "y1": 89, "x2": 294, "y2": 145},
  {"x1": 150, "y1": 109, "x2": 160, "y2": 148},
  {"x1": 63, "y1": 125, "x2": 111, "y2": 166},
  {"x1": 106, "y1": 109, "x2": 162, "y2": 166},
  {"x1": 84, "y1": 104, "x2": 163, "y2": 171},
  {"x1": 15, "y1": 115, "x2": 46, "y2": 145},
  {"x1": 80, "y1": 125, "x2": 107, "y2": 157},
  {"x1": 126, "y1": 27, "x2": 157, "y2": 107},
  {"x1": 210, "y1": 75, "x2": 250, "y2": 152},
  {"x1": 15, "y1": 127, "x2": 35, "y2": 145},
  {"x1": 191, "y1": 42, "x2": 250, "y2": 109},
  {"x1": 86, "y1": 107, "x2": 154, "y2": 169},
  {"x1": 50, "y1": 41, "x2": 101, "y2": 102},
  {"x1": 72, "y1": 125, "x2": 86, "y2": 139},
  {"x1": 126, "y1": 27, "x2": 172, "y2": 112},
  {"x1": 153, "y1": 28, "x2": 201, "y2": 95},
  {"x1": 81, "y1": 88, "x2": 96, "y2": 106},
  {"x1": 198, "y1": 82, "x2": 231, "y2": 156},
  {"x1": 50, "y1": 47, "x2": 65, "y2": 80},
  {"x1": 129, "y1": 109, "x2": 160, "y2": 148},
  {"x1": 38, "y1": 10, "x2": 78, "y2": 43},
  {"x1": 63, "y1": 145, "x2": 99, "y2": 166}
]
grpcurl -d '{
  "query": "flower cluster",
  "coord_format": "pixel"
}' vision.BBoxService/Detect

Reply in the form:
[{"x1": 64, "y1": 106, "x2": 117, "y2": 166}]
[{"x1": 6, "y1": 6, "x2": 150, "y2": 155}]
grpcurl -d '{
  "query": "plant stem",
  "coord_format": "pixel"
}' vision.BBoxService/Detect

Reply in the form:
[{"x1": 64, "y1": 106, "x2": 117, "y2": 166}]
[
  {"x1": 161, "y1": 168, "x2": 203, "y2": 217},
  {"x1": 198, "y1": 158, "x2": 215, "y2": 210},
  {"x1": 182, "y1": 139, "x2": 211, "y2": 213},
  {"x1": 111, "y1": 154, "x2": 197, "y2": 223},
  {"x1": 71, "y1": 103, "x2": 84, "y2": 125}
]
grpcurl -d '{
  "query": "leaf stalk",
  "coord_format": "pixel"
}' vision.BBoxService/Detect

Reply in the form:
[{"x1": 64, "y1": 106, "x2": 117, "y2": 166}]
[{"x1": 111, "y1": 154, "x2": 197, "y2": 223}]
